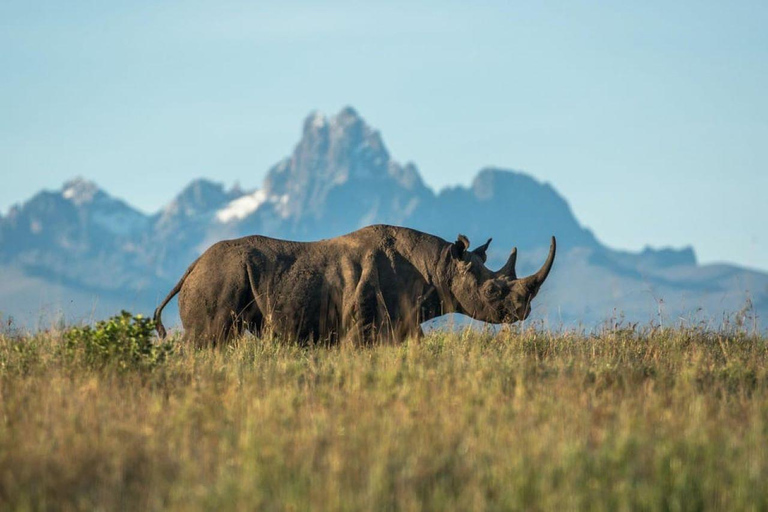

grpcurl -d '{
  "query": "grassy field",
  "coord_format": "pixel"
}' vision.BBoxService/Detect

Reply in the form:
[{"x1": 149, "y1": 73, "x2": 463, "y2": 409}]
[{"x1": 1, "y1": 318, "x2": 767, "y2": 511}]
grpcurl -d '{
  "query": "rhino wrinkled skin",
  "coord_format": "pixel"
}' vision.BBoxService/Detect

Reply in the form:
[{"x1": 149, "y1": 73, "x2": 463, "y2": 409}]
[{"x1": 154, "y1": 225, "x2": 556, "y2": 345}]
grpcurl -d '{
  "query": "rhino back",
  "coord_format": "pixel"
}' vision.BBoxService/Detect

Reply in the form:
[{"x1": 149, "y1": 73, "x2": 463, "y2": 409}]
[{"x1": 181, "y1": 225, "x2": 445, "y2": 338}]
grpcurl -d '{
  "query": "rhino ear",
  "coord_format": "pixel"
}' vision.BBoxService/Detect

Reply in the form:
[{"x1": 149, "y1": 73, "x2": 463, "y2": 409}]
[
  {"x1": 450, "y1": 234, "x2": 470, "y2": 259},
  {"x1": 472, "y1": 238, "x2": 492, "y2": 263}
]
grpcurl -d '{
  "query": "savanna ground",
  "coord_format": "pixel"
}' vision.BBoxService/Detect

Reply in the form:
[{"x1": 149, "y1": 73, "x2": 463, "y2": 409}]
[{"x1": 1, "y1": 313, "x2": 767, "y2": 511}]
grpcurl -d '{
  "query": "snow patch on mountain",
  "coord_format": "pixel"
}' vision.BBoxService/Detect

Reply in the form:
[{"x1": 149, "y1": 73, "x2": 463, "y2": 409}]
[
  {"x1": 217, "y1": 190, "x2": 267, "y2": 222},
  {"x1": 310, "y1": 111, "x2": 327, "y2": 129},
  {"x1": 62, "y1": 178, "x2": 99, "y2": 206},
  {"x1": 216, "y1": 190, "x2": 292, "y2": 223}
]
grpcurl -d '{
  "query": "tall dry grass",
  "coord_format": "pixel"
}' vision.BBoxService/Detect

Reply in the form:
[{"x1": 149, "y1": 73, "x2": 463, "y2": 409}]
[{"x1": 1, "y1": 324, "x2": 767, "y2": 511}]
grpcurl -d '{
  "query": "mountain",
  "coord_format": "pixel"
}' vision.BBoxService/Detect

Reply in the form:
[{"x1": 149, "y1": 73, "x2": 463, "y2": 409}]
[
  {"x1": 407, "y1": 168, "x2": 600, "y2": 257},
  {"x1": 1, "y1": 108, "x2": 765, "y2": 331},
  {"x1": 210, "y1": 107, "x2": 432, "y2": 241},
  {"x1": 0, "y1": 178, "x2": 152, "y2": 292}
]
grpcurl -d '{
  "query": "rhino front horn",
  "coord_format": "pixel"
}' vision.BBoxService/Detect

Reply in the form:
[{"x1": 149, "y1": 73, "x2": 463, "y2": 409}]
[{"x1": 526, "y1": 236, "x2": 556, "y2": 288}]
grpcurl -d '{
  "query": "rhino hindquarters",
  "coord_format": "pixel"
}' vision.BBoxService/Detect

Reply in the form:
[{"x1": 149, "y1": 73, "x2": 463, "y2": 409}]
[{"x1": 178, "y1": 254, "x2": 262, "y2": 346}]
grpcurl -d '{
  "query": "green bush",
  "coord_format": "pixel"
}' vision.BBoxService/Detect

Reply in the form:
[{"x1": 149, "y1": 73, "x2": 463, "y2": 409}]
[
  {"x1": 0, "y1": 336, "x2": 41, "y2": 376},
  {"x1": 64, "y1": 310, "x2": 172, "y2": 370}
]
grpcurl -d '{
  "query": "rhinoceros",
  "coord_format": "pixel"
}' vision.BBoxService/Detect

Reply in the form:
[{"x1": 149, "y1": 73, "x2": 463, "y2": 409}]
[{"x1": 154, "y1": 224, "x2": 556, "y2": 345}]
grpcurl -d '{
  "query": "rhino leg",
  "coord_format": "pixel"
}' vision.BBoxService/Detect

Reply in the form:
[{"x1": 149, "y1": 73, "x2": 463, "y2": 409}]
[
  {"x1": 410, "y1": 325, "x2": 425, "y2": 341},
  {"x1": 343, "y1": 283, "x2": 423, "y2": 345},
  {"x1": 345, "y1": 288, "x2": 414, "y2": 344},
  {"x1": 180, "y1": 311, "x2": 240, "y2": 347}
]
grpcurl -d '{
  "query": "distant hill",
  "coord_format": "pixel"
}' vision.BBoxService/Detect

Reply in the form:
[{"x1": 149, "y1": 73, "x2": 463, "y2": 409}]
[{"x1": 1, "y1": 107, "x2": 765, "y2": 331}]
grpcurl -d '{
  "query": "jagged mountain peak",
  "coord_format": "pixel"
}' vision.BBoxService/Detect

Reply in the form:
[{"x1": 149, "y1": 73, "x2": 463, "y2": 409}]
[
  {"x1": 56, "y1": 178, "x2": 141, "y2": 219},
  {"x1": 470, "y1": 167, "x2": 562, "y2": 198},
  {"x1": 337, "y1": 105, "x2": 361, "y2": 120},
  {"x1": 165, "y1": 178, "x2": 241, "y2": 215},
  {"x1": 261, "y1": 108, "x2": 426, "y2": 228},
  {"x1": 302, "y1": 106, "x2": 362, "y2": 130},
  {"x1": 303, "y1": 111, "x2": 328, "y2": 133},
  {"x1": 0, "y1": 176, "x2": 148, "y2": 281},
  {"x1": 179, "y1": 177, "x2": 227, "y2": 195},
  {"x1": 290, "y1": 107, "x2": 390, "y2": 182},
  {"x1": 61, "y1": 177, "x2": 103, "y2": 206},
  {"x1": 153, "y1": 178, "x2": 247, "y2": 237}
]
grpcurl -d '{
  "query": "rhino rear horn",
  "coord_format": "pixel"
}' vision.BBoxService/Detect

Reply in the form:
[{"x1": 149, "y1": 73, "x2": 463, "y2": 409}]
[
  {"x1": 498, "y1": 247, "x2": 518, "y2": 279},
  {"x1": 472, "y1": 238, "x2": 492, "y2": 263}
]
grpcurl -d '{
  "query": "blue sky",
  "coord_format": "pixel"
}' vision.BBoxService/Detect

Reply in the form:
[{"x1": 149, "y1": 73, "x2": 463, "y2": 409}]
[{"x1": 2, "y1": 0, "x2": 766, "y2": 270}]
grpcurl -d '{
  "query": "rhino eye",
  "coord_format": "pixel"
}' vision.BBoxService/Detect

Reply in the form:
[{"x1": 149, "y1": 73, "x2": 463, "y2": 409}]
[{"x1": 483, "y1": 282, "x2": 503, "y2": 298}]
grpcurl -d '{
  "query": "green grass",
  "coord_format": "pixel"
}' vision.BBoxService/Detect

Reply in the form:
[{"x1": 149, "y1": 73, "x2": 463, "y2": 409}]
[{"x1": 1, "y1": 322, "x2": 767, "y2": 511}]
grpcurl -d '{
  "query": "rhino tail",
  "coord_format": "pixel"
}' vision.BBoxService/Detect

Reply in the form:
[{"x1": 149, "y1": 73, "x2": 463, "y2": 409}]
[{"x1": 154, "y1": 257, "x2": 200, "y2": 339}]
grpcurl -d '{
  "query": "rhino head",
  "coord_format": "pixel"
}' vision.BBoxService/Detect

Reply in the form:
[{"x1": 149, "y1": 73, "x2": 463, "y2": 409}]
[{"x1": 444, "y1": 234, "x2": 556, "y2": 323}]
